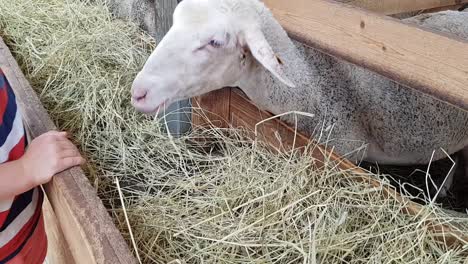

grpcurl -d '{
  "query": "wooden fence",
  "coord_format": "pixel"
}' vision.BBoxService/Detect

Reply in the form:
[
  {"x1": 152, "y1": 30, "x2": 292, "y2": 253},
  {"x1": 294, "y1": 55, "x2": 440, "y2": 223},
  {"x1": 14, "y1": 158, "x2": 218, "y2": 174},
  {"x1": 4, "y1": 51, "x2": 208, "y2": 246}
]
[{"x1": 264, "y1": 0, "x2": 468, "y2": 111}]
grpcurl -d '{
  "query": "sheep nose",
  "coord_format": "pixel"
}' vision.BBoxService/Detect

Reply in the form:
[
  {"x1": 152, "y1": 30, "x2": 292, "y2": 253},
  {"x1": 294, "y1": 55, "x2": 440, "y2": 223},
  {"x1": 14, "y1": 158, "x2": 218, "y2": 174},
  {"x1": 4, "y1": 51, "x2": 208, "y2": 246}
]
[{"x1": 131, "y1": 86, "x2": 148, "y2": 102}]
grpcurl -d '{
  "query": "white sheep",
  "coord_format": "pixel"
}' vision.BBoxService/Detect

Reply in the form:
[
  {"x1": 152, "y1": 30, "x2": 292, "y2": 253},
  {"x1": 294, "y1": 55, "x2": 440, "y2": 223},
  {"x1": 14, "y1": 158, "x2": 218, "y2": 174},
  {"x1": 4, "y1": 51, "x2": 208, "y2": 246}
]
[{"x1": 130, "y1": 0, "x2": 468, "y2": 195}]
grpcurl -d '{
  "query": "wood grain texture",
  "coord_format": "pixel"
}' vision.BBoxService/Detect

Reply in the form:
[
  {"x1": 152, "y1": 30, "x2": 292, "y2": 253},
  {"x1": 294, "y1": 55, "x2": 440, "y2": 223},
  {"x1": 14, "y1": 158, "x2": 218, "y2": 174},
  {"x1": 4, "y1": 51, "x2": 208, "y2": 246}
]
[
  {"x1": 263, "y1": 0, "x2": 468, "y2": 112},
  {"x1": 192, "y1": 88, "x2": 232, "y2": 128},
  {"x1": 194, "y1": 87, "x2": 468, "y2": 246},
  {"x1": 0, "y1": 37, "x2": 136, "y2": 264},
  {"x1": 42, "y1": 192, "x2": 75, "y2": 264},
  {"x1": 341, "y1": 0, "x2": 468, "y2": 15},
  {"x1": 155, "y1": 0, "x2": 178, "y2": 43}
]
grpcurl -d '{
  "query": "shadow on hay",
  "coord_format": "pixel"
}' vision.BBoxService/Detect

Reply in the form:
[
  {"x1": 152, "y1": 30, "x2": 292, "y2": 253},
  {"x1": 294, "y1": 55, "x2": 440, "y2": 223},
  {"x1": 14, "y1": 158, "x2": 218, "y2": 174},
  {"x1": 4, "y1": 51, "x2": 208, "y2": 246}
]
[{"x1": 360, "y1": 153, "x2": 468, "y2": 213}]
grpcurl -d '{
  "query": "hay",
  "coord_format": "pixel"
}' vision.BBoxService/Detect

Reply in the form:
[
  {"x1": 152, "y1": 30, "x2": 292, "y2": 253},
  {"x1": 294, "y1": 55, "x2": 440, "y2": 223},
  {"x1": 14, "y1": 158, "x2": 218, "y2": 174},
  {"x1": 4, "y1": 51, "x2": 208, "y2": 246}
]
[
  {"x1": 0, "y1": 0, "x2": 154, "y2": 191},
  {"x1": 1, "y1": 0, "x2": 468, "y2": 263}
]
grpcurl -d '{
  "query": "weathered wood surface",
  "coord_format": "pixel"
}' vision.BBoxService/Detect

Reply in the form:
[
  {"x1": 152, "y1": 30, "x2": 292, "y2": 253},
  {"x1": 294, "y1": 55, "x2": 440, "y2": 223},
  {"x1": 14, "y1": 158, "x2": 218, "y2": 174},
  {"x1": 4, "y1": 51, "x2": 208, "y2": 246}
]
[
  {"x1": 42, "y1": 191, "x2": 75, "y2": 264},
  {"x1": 263, "y1": 0, "x2": 468, "y2": 112},
  {"x1": 192, "y1": 88, "x2": 232, "y2": 128},
  {"x1": 342, "y1": 0, "x2": 468, "y2": 15},
  {"x1": 0, "y1": 37, "x2": 136, "y2": 264},
  {"x1": 193, "y1": 87, "x2": 468, "y2": 246},
  {"x1": 155, "y1": 0, "x2": 178, "y2": 43}
]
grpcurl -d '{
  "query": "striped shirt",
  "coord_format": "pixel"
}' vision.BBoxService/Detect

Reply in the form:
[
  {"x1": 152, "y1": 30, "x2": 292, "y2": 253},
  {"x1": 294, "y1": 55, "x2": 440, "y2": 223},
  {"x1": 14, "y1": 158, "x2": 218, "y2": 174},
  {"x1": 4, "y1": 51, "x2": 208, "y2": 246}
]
[{"x1": 0, "y1": 69, "x2": 47, "y2": 264}]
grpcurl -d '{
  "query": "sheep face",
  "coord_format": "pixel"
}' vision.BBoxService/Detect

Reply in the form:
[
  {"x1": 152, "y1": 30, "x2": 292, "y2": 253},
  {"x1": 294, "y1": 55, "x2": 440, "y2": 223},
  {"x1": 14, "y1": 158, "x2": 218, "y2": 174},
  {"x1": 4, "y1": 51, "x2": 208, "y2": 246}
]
[{"x1": 131, "y1": 0, "x2": 294, "y2": 114}]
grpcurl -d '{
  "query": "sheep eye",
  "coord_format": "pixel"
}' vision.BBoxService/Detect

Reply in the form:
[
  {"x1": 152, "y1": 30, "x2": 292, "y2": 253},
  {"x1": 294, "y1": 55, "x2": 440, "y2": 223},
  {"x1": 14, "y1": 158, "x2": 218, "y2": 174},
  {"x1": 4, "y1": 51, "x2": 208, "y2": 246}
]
[{"x1": 209, "y1": 39, "x2": 223, "y2": 48}]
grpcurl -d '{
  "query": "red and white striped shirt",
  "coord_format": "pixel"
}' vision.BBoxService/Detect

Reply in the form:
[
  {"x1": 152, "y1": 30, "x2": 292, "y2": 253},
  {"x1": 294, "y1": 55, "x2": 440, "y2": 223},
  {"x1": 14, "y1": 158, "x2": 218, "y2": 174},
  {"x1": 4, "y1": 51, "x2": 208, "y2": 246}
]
[{"x1": 0, "y1": 68, "x2": 47, "y2": 264}]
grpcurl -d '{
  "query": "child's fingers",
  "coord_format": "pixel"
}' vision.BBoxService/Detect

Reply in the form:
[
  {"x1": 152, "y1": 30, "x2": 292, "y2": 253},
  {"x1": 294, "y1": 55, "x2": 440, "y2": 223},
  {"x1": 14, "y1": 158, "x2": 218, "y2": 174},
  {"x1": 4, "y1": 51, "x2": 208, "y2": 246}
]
[
  {"x1": 59, "y1": 149, "x2": 82, "y2": 159},
  {"x1": 53, "y1": 132, "x2": 68, "y2": 139},
  {"x1": 56, "y1": 157, "x2": 85, "y2": 172},
  {"x1": 43, "y1": 130, "x2": 67, "y2": 137},
  {"x1": 40, "y1": 131, "x2": 69, "y2": 142},
  {"x1": 57, "y1": 140, "x2": 79, "y2": 151}
]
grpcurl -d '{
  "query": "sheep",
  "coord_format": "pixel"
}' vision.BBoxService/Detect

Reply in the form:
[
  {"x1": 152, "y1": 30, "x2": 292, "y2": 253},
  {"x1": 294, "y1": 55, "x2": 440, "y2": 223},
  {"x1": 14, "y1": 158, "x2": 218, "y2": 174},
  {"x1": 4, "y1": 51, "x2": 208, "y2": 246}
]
[
  {"x1": 107, "y1": 0, "x2": 158, "y2": 36},
  {"x1": 130, "y1": 0, "x2": 468, "y2": 195}
]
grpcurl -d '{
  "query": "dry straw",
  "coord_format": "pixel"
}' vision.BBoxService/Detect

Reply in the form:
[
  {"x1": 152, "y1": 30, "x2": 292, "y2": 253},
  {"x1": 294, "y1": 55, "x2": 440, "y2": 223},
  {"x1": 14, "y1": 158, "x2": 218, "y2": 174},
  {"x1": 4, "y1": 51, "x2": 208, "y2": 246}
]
[{"x1": 0, "y1": 0, "x2": 468, "y2": 263}]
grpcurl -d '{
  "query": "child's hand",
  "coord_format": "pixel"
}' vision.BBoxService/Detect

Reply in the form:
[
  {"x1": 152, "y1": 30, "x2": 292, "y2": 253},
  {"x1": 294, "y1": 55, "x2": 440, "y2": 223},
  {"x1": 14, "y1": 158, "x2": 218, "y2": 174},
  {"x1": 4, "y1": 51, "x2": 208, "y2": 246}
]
[{"x1": 19, "y1": 131, "x2": 85, "y2": 186}]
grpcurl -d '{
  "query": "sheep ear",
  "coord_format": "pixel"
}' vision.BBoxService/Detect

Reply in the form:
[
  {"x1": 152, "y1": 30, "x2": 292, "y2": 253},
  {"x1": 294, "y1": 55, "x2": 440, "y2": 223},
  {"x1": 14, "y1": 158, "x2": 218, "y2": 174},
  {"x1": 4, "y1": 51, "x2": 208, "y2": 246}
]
[{"x1": 244, "y1": 28, "x2": 296, "y2": 88}]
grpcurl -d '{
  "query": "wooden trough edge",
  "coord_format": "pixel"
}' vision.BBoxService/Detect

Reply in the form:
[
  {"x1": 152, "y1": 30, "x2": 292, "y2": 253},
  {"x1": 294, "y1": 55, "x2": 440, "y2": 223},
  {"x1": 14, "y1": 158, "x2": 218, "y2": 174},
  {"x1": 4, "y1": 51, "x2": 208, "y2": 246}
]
[
  {"x1": 192, "y1": 87, "x2": 468, "y2": 247},
  {"x1": 0, "y1": 37, "x2": 137, "y2": 264},
  {"x1": 263, "y1": 0, "x2": 468, "y2": 112}
]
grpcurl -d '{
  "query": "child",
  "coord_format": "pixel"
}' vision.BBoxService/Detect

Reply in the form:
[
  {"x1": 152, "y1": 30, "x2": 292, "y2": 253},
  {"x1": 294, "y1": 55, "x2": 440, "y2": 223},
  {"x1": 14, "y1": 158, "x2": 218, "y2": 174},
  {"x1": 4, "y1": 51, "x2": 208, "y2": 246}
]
[{"x1": 0, "y1": 68, "x2": 84, "y2": 263}]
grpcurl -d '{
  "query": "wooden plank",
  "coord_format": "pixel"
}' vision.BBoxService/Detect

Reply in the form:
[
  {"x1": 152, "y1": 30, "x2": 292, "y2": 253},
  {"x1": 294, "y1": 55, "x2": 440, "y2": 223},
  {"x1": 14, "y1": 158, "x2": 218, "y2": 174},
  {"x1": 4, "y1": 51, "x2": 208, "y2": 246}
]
[
  {"x1": 341, "y1": 0, "x2": 468, "y2": 15},
  {"x1": 263, "y1": 0, "x2": 468, "y2": 112},
  {"x1": 230, "y1": 89, "x2": 310, "y2": 152},
  {"x1": 42, "y1": 192, "x2": 75, "y2": 264},
  {"x1": 192, "y1": 88, "x2": 232, "y2": 128},
  {"x1": 194, "y1": 87, "x2": 468, "y2": 246},
  {"x1": 0, "y1": 37, "x2": 136, "y2": 264},
  {"x1": 155, "y1": 0, "x2": 178, "y2": 43}
]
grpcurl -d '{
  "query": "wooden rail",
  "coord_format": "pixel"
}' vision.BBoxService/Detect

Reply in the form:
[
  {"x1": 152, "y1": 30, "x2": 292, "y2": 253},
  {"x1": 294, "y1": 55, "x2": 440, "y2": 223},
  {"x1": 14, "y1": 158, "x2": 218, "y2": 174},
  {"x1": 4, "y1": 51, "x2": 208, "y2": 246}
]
[
  {"x1": 341, "y1": 0, "x2": 468, "y2": 15},
  {"x1": 263, "y1": 0, "x2": 468, "y2": 112},
  {"x1": 0, "y1": 37, "x2": 136, "y2": 264}
]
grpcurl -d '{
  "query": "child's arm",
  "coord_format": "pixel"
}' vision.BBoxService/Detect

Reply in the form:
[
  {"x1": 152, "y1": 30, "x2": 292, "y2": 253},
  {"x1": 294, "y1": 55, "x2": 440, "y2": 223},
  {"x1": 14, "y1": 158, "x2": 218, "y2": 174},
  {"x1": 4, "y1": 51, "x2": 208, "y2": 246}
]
[
  {"x1": 0, "y1": 131, "x2": 85, "y2": 200},
  {"x1": 0, "y1": 159, "x2": 31, "y2": 199}
]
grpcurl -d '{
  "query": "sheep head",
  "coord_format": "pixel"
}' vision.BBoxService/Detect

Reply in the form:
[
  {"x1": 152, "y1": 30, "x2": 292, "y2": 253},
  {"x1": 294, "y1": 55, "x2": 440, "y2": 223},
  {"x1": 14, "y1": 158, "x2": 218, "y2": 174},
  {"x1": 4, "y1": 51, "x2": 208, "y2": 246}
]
[{"x1": 131, "y1": 0, "x2": 294, "y2": 114}]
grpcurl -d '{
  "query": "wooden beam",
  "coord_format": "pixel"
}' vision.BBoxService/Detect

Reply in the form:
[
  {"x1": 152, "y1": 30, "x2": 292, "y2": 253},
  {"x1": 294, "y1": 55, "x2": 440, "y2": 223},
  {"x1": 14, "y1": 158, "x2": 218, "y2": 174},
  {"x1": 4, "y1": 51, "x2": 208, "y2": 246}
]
[
  {"x1": 263, "y1": 0, "x2": 468, "y2": 112},
  {"x1": 0, "y1": 37, "x2": 136, "y2": 264},
  {"x1": 192, "y1": 88, "x2": 232, "y2": 128},
  {"x1": 42, "y1": 192, "x2": 75, "y2": 264},
  {"x1": 340, "y1": 0, "x2": 468, "y2": 15},
  {"x1": 155, "y1": 0, "x2": 178, "y2": 44}
]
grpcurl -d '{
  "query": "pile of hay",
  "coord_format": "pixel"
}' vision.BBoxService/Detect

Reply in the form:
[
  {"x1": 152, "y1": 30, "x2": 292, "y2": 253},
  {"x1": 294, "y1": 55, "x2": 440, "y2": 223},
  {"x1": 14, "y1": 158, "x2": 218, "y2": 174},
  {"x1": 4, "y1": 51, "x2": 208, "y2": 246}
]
[{"x1": 1, "y1": 0, "x2": 467, "y2": 263}]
